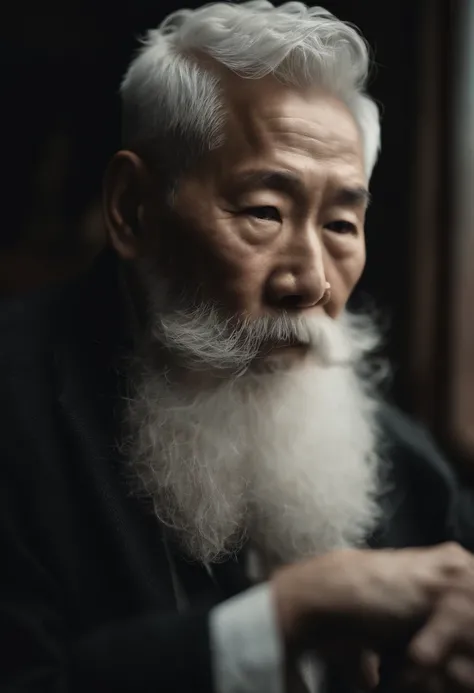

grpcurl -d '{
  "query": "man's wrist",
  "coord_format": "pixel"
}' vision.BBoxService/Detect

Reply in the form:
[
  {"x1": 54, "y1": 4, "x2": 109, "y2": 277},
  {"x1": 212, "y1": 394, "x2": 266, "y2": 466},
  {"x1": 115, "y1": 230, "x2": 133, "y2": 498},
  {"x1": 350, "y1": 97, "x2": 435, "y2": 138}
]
[{"x1": 271, "y1": 556, "x2": 349, "y2": 653}]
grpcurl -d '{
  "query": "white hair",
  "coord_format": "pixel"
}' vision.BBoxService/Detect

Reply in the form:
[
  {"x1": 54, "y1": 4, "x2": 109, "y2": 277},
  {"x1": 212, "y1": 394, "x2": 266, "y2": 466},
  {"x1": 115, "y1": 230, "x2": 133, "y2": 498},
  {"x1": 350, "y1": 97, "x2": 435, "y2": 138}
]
[
  {"x1": 125, "y1": 305, "x2": 384, "y2": 565},
  {"x1": 121, "y1": 1, "x2": 381, "y2": 183}
]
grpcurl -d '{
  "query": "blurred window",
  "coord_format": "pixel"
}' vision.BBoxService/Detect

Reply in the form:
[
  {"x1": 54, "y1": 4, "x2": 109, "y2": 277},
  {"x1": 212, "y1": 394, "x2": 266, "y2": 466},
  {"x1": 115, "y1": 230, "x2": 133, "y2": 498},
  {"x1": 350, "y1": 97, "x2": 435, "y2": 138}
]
[{"x1": 449, "y1": 1, "x2": 474, "y2": 456}]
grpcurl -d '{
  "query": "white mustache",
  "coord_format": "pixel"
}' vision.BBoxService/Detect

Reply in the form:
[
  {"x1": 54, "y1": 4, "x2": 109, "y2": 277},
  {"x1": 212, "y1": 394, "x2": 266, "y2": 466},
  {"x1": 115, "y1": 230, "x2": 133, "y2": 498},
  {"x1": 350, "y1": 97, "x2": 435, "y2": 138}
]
[
  {"x1": 138, "y1": 262, "x2": 382, "y2": 375},
  {"x1": 152, "y1": 305, "x2": 321, "y2": 373}
]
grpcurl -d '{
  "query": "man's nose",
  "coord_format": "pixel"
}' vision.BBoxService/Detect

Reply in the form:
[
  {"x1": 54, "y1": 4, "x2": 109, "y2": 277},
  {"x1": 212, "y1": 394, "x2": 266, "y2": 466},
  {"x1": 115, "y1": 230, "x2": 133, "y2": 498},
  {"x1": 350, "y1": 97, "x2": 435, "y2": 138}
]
[{"x1": 265, "y1": 235, "x2": 328, "y2": 311}]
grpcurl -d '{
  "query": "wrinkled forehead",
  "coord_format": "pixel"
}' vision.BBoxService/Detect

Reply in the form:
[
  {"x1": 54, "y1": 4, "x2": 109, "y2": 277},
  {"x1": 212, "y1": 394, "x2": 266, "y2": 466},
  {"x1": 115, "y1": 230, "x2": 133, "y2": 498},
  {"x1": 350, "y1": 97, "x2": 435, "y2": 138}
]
[
  {"x1": 210, "y1": 74, "x2": 366, "y2": 186},
  {"x1": 193, "y1": 75, "x2": 368, "y2": 199}
]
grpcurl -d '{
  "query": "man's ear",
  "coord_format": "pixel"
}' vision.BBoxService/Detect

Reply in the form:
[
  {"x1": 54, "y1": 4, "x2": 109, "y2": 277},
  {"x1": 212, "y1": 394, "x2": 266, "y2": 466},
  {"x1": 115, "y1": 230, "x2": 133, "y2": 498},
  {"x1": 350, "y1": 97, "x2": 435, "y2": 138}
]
[{"x1": 103, "y1": 150, "x2": 148, "y2": 260}]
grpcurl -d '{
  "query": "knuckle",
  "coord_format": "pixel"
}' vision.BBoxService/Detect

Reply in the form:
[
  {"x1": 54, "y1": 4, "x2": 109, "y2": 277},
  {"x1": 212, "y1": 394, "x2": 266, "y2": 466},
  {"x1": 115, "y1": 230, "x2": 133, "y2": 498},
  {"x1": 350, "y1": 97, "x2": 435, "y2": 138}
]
[
  {"x1": 408, "y1": 640, "x2": 438, "y2": 667},
  {"x1": 443, "y1": 541, "x2": 466, "y2": 558},
  {"x1": 442, "y1": 592, "x2": 471, "y2": 620},
  {"x1": 441, "y1": 542, "x2": 472, "y2": 574},
  {"x1": 443, "y1": 589, "x2": 474, "y2": 622}
]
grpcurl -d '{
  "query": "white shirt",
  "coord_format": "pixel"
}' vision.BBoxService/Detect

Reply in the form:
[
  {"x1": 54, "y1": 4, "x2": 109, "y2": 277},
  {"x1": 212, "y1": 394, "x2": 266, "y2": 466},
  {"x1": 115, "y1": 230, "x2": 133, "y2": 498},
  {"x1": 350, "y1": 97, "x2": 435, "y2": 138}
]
[{"x1": 210, "y1": 583, "x2": 324, "y2": 693}]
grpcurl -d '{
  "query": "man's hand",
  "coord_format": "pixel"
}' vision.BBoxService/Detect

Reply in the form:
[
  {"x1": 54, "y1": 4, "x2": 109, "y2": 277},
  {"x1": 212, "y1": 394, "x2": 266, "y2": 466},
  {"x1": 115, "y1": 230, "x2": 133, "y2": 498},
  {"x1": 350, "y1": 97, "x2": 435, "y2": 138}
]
[
  {"x1": 401, "y1": 573, "x2": 474, "y2": 691},
  {"x1": 271, "y1": 543, "x2": 474, "y2": 689}
]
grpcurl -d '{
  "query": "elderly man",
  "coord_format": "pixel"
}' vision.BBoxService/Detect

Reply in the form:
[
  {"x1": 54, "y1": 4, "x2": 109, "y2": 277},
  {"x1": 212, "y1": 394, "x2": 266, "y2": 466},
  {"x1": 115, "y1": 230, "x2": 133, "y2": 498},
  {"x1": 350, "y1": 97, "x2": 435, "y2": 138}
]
[{"x1": 2, "y1": 3, "x2": 474, "y2": 693}]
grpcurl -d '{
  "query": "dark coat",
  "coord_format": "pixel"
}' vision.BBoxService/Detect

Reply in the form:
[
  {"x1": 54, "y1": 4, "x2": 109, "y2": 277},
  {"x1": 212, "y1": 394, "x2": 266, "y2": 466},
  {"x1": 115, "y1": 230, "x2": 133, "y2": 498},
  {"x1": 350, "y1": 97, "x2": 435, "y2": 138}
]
[{"x1": 0, "y1": 252, "x2": 470, "y2": 693}]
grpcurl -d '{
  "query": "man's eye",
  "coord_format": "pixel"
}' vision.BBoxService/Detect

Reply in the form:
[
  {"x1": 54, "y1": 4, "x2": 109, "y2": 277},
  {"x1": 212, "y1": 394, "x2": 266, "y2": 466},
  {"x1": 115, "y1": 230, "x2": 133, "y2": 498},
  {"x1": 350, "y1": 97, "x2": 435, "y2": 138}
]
[
  {"x1": 325, "y1": 220, "x2": 357, "y2": 235},
  {"x1": 244, "y1": 206, "x2": 282, "y2": 222}
]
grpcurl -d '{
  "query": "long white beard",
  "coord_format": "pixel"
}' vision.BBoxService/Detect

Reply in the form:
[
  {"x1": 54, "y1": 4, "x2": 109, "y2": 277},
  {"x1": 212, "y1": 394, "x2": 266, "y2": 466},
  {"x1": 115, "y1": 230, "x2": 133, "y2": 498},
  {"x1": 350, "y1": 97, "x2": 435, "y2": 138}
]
[{"x1": 124, "y1": 286, "x2": 385, "y2": 566}]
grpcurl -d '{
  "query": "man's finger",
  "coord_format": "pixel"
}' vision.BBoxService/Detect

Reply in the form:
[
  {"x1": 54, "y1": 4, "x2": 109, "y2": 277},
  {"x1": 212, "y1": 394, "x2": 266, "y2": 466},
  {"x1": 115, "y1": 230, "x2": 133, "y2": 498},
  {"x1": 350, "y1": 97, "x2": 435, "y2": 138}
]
[
  {"x1": 357, "y1": 650, "x2": 380, "y2": 691},
  {"x1": 408, "y1": 593, "x2": 474, "y2": 666},
  {"x1": 445, "y1": 654, "x2": 474, "y2": 691}
]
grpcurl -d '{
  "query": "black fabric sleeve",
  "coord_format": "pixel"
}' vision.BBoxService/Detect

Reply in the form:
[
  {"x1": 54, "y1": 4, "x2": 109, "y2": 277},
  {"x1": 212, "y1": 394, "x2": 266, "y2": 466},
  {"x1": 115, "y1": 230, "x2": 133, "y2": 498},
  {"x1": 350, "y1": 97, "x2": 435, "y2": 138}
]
[
  {"x1": 1, "y1": 489, "x2": 214, "y2": 693},
  {"x1": 70, "y1": 610, "x2": 212, "y2": 692}
]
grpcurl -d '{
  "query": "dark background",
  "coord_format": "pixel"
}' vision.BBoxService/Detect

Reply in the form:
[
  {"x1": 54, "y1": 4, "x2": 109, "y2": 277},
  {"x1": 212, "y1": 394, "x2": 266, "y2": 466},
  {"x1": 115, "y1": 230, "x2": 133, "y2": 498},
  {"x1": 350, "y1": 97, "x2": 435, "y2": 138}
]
[{"x1": 0, "y1": 0, "x2": 451, "y2": 421}]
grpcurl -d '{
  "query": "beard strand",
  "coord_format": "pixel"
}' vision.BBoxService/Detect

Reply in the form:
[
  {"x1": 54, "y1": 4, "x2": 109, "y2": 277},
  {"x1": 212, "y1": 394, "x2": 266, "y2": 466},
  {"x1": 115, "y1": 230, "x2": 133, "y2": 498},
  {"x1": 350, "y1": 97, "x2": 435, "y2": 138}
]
[{"x1": 122, "y1": 263, "x2": 387, "y2": 565}]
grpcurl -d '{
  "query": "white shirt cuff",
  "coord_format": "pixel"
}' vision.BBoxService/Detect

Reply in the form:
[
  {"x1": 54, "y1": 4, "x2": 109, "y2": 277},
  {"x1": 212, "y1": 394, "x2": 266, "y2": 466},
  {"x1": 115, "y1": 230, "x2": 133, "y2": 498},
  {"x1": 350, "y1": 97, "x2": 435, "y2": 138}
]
[{"x1": 210, "y1": 582, "x2": 284, "y2": 693}]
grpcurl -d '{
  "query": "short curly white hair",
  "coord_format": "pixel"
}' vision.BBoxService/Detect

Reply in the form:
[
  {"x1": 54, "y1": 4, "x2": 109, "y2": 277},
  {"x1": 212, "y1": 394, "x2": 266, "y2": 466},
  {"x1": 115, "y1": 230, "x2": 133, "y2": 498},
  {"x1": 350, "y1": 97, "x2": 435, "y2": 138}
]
[{"x1": 121, "y1": 1, "x2": 380, "y2": 184}]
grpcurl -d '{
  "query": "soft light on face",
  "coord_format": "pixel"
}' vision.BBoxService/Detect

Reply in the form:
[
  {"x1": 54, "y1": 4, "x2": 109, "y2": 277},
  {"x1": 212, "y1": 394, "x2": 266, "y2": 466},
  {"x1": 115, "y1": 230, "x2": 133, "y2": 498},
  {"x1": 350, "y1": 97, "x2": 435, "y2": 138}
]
[
  {"x1": 140, "y1": 78, "x2": 368, "y2": 330},
  {"x1": 106, "y1": 76, "x2": 369, "y2": 371}
]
